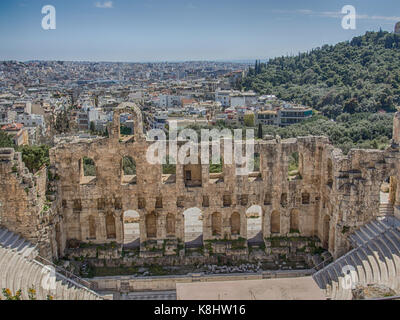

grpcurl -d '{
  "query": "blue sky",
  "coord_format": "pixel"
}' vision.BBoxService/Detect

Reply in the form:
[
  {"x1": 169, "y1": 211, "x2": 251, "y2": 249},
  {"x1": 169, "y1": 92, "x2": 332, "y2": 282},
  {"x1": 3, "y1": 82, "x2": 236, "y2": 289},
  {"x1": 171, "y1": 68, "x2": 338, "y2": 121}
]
[{"x1": 0, "y1": 0, "x2": 399, "y2": 62}]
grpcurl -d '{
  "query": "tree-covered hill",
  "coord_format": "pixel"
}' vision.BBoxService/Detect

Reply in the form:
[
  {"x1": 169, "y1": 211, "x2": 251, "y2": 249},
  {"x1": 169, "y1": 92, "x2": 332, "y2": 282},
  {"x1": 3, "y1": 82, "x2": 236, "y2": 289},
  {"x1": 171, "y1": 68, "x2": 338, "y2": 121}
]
[{"x1": 243, "y1": 31, "x2": 400, "y2": 118}]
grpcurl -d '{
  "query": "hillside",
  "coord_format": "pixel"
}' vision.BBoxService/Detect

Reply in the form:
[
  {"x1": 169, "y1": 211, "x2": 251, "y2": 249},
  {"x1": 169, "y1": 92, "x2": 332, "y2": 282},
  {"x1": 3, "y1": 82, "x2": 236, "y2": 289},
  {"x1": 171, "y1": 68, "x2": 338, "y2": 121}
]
[{"x1": 242, "y1": 31, "x2": 400, "y2": 118}]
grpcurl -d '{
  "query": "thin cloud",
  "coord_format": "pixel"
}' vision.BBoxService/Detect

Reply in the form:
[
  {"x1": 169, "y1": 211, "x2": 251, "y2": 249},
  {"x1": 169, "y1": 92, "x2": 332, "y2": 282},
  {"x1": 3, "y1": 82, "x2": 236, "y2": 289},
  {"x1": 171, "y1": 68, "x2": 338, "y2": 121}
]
[
  {"x1": 95, "y1": 1, "x2": 114, "y2": 9},
  {"x1": 297, "y1": 9, "x2": 400, "y2": 22},
  {"x1": 274, "y1": 8, "x2": 400, "y2": 22}
]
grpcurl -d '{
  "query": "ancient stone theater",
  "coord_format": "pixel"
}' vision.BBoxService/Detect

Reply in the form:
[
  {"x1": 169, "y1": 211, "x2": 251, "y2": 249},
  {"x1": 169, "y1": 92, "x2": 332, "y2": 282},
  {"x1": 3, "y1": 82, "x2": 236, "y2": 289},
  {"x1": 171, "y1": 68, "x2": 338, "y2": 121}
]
[{"x1": 1, "y1": 102, "x2": 400, "y2": 300}]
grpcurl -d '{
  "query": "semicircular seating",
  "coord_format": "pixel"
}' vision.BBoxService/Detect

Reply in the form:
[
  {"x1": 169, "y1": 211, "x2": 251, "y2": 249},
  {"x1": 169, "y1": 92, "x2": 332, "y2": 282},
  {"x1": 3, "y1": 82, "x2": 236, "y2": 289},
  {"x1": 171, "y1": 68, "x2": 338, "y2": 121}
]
[
  {"x1": 313, "y1": 216, "x2": 400, "y2": 300},
  {"x1": 0, "y1": 227, "x2": 103, "y2": 300}
]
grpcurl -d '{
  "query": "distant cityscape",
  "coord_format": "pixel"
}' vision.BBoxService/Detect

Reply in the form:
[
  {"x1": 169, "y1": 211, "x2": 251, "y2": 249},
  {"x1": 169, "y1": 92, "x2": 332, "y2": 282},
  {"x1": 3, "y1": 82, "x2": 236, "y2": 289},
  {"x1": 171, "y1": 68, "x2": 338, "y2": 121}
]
[{"x1": 0, "y1": 60, "x2": 312, "y2": 146}]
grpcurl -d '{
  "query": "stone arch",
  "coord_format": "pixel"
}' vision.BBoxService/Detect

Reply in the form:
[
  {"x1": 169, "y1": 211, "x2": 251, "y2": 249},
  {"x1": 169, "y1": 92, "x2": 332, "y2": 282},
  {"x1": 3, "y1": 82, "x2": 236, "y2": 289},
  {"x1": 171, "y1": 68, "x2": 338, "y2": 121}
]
[
  {"x1": 212, "y1": 212, "x2": 222, "y2": 236},
  {"x1": 146, "y1": 212, "x2": 157, "y2": 238},
  {"x1": 123, "y1": 210, "x2": 140, "y2": 248},
  {"x1": 105, "y1": 213, "x2": 116, "y2": 239},
  {"x1": 121, "y1": 156, "x2": 137, "y2": 184},
  {"x1": 183, "y1": 207, "x2": 203, "y2": 248},
  {"x1": 88, "y1": 215, "x2": 96, "y2": 239},
  {"x1": 270, "y1": 210, "x2": 280, "y2": 234},
  {"x1": 166, "y1": 213, "x2": 176, "y2": 237},
  {"x1": 230, "y1": 212, "x2": 240, "y2": 236},
  {"x1": 246, "y1": 205, "x2": 263, "y2": 244},
  {"x1": 111, "y1": 103, "x2": 145, "y2": 142},
  {"x1": 290, "y1": 209, "x2": 299, "y2": 233}
]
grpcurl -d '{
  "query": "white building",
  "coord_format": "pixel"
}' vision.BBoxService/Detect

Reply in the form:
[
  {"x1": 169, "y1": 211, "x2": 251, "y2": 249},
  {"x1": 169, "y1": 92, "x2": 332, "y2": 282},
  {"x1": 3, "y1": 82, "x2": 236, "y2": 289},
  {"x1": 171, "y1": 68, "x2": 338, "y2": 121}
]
[{"x1": 16, "y1": 113, "x2": 44, "y2": 128}]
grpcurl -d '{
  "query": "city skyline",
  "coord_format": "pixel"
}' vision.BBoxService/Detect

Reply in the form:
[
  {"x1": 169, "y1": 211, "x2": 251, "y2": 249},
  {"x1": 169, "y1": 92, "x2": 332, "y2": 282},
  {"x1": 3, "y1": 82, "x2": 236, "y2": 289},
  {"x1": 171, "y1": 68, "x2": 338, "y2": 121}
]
[{"x1": 0, "y1": 0, "x2": 399, "y2": 62}]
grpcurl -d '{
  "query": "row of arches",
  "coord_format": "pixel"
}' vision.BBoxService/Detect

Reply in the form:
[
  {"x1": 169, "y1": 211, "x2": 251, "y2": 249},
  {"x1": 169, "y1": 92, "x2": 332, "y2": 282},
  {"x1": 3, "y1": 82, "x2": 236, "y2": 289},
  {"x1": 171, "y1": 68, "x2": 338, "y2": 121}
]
[{"x1": 93, "y1": 206, "x2": 302, "y2": 248}]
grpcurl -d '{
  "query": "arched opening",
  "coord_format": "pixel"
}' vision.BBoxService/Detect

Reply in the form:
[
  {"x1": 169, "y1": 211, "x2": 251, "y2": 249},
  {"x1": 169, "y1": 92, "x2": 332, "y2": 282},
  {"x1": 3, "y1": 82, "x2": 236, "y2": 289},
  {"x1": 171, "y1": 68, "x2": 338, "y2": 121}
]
[
  {"x1": 380, "y1": 176, "x2": 397, "y2": 215},
  {"x1": 166, "y1": 213, "x2": 176, "y2": 237},
  {"x1": 119, "y1": 113, "x2": 135, "y2": 142},
  {"x1": 230, "y1": 212, "x2": 240, "y2": 236},
  {"x1": 121, "y1": 156, "x2": 137, "y2": 185},
  {"x1": 88, "y1": 215, "x2": 96, "y2": 239},
  {"x1": 327, "y1": 159, "x2": 333, "y2": 187},
  {"x1": 211, "y1": 212, "x2": 222, "y2": 237},
  {"x1": 209, "y1": 156, "x2": 223, "y2": 184},
  {"x1": 184, "y1": 161, "x2": 202, "y2": 187},
  {"x1": 80, "y1": 157, "x2": 96, "y2": 184},
  {"x1": 146, "y1": 212, "x2": 157, "y2": 238},
  {"x1": 270, "y1": 210, "x2": 280, "y2": 234},
  {"x1": 280, "y1": 193, "x2": 287, "y2": 207},
  {"x1": 322, "y1": 214, "x2": 330, "y2": 249},
  {"x1": 248, "y1": 153, "x2": 262, "y2": 181},
  {"x1": 301, "y1": 192, "x2": 310, "y2": 205},
  {"x1": 183, "y1": 208, "x2": 203, "y2": 248},
  {"x1": 246, "y1": 205, "x2": 263, "y2": 244},
  {"x1": 162, "y1": 156, "x2": 176, "y2": 184},
  {"x1": 290, "y1": 209, "x2": 299, "y2": 233},
  {"x1": 105, "y1": 213, "x2": 116, "y2": 240},
  {"x1": 123, "y1": 210, "x2": 140, "y2": 248},
  {"x1": 288, "y1": 152, "x2": 301, "y2": 180}
]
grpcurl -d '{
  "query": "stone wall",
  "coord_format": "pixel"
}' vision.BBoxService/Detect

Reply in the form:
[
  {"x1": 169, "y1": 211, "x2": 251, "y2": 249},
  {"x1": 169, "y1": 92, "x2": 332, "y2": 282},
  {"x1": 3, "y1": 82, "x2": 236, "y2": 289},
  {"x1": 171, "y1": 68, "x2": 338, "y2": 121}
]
[
  {"x1": 2, "y1": 103, "x2": 400, "y2": 262},
  {"x1": 0, "y1": 148, "x2": 54, "y2": 258},
  {"x1": 48, "y1": 103, "x2": 400, "y2": 259}
]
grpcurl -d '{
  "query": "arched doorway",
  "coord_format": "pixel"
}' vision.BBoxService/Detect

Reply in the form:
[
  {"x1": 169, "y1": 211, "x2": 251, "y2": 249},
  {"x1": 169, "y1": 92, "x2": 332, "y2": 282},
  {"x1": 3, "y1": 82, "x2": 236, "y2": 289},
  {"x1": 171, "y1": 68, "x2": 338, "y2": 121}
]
[
  {"x1": 246, "y1": 205, "x2": 263, "y2": 244},
  {"x1": 123, "y1": 210, "x2": 140, "y2": 248},
  {"x1": 183, "y1": 208, "x2": 203, "y2": 248}
]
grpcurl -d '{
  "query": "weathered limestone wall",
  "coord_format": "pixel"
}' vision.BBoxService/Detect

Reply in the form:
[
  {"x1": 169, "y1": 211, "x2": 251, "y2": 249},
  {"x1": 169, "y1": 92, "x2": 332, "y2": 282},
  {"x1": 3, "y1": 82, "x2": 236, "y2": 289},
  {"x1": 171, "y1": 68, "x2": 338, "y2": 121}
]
[
  {"x1": 0, "y1": 148, "x2": 53, "y2": 258},
  {"x1": 2, "y1": 103, "x2": 400, "y2": 262}
]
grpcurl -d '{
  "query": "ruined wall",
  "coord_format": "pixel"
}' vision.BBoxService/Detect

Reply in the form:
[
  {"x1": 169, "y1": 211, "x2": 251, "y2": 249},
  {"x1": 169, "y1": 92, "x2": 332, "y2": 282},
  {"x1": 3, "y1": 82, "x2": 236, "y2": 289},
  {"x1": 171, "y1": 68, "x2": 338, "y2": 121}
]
[
  {"x1": 0, "y1": 148, "x2": 54, "y2": 258},
  {"x1": 48, "y1": 104, "x2": 400, "y2": 259},
  {"x1": 2, "y1": 103, "x2": 399, "y2": 261}
]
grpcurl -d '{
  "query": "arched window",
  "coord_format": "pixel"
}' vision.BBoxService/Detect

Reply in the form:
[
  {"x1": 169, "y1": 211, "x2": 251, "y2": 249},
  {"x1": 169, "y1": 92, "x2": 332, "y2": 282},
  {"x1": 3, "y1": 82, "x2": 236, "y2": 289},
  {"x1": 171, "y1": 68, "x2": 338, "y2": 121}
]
[
  {"x1": 162, "y1": 156, "x2": 176, "y2": 184},
  {"x1": 290, "y1": 209, "x2": 299, "y2": 233},
  {"x1": 105, "y1": 213, "x2": 116, "y2": 239},
  {"x1": 88, "y1": 215, "x2": 96, "y2": 239},
  {"x1": 302, "y1": 192, "x2": 310, "y2": 204},
  {"x1": 212, "y1": 212, "x2": 222, "y2": 236},
  {"x1": 80, "y1": 157, "x2": 96, "y2": 184},
  {"x1": 121, "y1": 156, "x2": 136, "y2": 184},
  {"x1": 327, "y1": 159, "x2": 333, "y2": 187},
  {"x1": 166, "y1": 213, "x2": 175, "y2": 236},
  {"x1": 231, "y1": 212, "x2": 240, "y2": 235},
  {"x1": 146, "y1": 212, "x2": 157, "y2": 238},
  {"x1": 271, "y1": 211, "x2": 280, "y2": 234}
]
